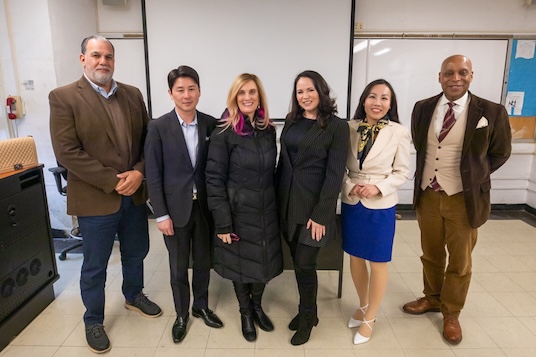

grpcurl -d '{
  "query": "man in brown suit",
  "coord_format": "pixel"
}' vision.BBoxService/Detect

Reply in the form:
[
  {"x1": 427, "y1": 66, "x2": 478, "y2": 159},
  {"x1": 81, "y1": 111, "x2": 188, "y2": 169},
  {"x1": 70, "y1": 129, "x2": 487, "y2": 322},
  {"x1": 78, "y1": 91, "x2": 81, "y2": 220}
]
[
  {"x1": 49, "y1": 35, "x2": 161, "y2": 354},
  {"x1": 402, "y1": 55, "x2": 511, "y2": 344}
]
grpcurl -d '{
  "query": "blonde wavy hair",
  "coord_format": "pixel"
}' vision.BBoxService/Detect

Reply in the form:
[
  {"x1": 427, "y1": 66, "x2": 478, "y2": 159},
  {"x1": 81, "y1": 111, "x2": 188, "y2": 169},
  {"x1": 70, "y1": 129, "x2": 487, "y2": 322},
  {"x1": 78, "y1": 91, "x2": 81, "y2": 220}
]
[{"x1": 220, "y1": 73, "x2": 272, "y2": 135}]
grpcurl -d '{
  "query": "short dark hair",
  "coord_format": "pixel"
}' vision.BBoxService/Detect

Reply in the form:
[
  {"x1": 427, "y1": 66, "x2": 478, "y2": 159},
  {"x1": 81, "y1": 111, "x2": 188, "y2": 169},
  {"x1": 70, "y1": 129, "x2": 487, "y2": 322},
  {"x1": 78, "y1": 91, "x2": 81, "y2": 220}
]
[
  {"x1": 81, "y1": 35, "x2": 114, "y2": 55},
  {"x1": 353, "y1": 79, "x2": 400, "y2": 123},
  {"x1": 167, "y1": 65, "x2": 200, "y2": 90},
  {"x1": 288, "y1": 70, "x2": 337, "y2": 128}
]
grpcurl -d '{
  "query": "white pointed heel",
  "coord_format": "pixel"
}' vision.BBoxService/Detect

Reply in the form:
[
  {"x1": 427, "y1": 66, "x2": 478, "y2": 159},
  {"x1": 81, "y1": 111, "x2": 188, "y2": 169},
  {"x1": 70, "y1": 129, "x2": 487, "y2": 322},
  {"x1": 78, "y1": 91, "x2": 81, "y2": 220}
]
[
  {"x1": 353, "y1": 317, "x2": 376, "y2": 345},
  {"x1": 348, "y1": 304, "x2": 368, "y2": 328}
]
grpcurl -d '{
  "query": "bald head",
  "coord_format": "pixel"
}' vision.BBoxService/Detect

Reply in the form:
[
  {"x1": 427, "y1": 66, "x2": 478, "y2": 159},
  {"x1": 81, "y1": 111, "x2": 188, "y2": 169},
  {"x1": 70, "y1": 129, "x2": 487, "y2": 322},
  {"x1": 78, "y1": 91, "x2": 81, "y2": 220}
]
[{"x1": 439, "y1": 55, "x2": 473, "y2": 101}]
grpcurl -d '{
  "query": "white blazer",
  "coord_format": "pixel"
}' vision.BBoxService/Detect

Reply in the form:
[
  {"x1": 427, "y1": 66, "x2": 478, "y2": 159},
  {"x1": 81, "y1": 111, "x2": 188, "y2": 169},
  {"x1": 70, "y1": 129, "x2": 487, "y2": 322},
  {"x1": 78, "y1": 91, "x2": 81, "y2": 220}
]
[{"x1": 341, "y1": 119, "x2": 411, "y2": 209}]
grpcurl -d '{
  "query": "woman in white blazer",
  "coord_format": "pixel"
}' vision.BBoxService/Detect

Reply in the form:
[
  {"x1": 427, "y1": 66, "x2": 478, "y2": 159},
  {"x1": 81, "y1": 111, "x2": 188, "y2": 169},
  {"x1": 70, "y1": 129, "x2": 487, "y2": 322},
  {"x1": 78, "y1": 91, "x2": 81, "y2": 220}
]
[{"x1": 341, "y1": 79, "x2": 410, "y2": 345}]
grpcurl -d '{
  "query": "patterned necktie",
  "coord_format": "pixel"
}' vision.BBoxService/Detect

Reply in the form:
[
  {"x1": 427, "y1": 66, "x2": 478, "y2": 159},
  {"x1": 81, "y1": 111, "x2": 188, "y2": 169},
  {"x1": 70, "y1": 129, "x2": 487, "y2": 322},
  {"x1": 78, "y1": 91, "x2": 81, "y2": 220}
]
[
  {"x1": 438, "y1": 102, "x2": 456, "y2": 142},
  {"x1": 430, "y1": 102, "x2": 456, "y2": 191}
]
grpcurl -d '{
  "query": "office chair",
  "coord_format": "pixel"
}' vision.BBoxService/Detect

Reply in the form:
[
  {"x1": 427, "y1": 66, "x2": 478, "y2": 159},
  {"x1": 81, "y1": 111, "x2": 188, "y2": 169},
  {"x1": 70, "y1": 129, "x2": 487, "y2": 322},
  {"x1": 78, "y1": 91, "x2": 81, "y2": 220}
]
[{"x1": 48, "y1": 166, "x2": 83, "y2": 261}]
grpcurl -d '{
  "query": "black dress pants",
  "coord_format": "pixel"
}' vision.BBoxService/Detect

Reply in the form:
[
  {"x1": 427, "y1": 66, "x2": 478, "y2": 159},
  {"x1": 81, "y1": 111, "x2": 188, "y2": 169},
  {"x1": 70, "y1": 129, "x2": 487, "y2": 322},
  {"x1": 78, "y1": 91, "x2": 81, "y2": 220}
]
[{"x1": 164, "y1": 200, "x2": 211, "y2": 318}]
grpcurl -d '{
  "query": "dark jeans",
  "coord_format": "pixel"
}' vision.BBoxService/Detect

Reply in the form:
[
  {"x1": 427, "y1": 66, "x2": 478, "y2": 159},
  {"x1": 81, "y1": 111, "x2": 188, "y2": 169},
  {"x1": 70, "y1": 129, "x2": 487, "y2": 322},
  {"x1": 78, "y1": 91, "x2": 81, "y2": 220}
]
[{"x1": 78, "y1": 196, "x2": 149, "y2": 325}]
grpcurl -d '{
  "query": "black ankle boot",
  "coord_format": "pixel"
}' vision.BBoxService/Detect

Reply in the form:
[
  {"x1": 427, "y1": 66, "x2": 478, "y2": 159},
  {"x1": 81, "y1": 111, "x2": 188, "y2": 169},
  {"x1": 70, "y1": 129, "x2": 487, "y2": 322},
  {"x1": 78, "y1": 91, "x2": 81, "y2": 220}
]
[
  {"x1": 288, "y1": 313, "x2": 300, "y2": 331},
  {"x1": 240, "y1": 310, "x2": 257, "y2": 342},
  {"x1": 290, "y1": 312, "x2": 318, "y2": 345},
  {"x1": 252, "y1": 305, "x2": 274, "y2": 331},
  {"x1": 289, "y1": 312, "x2": 319, "y2": 331}
]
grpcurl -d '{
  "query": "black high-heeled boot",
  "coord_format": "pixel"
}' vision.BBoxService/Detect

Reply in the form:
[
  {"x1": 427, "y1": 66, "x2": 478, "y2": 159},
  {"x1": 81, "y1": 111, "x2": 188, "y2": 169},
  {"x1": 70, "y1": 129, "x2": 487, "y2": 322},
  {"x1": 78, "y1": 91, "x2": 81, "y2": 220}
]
[
  {"x1": 290, "y1": 311, "x2": 318, "y2": 345},
  {"x1": 289, "y1": 312, "x2": 319, "y2": 331},
  {"x1": 240, "y1": 309, "x2": 257, "y2": 342},
  {"x1": 251, "y1": 282, "x2": 274, "y2": 331}
]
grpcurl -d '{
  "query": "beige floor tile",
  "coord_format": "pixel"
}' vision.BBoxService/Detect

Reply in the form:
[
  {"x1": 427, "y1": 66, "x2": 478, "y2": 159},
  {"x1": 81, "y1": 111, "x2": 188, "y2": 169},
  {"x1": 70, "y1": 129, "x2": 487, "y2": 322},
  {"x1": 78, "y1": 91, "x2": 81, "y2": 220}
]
[
  {"x1": 390, "y1": 257, "x2": 423, "y2": 273},
  {"x1": 472, "y1": 256, "x2": 501, "y2": 273},
  {"x1": 43, "y1": 289, "x2": 85, "y2": 315},
  {"x1": 385, "y1": 272, "x2": 413, "y2": 293},
  {"x1": 403, "y1": 350, "x2": 455, "y2": 357},
  {"x1": 53, "y1": 346, "x2": 156, "y2": 356},
  {"x1": 153, "y1": 347, "x2": 205, "y2": 357},
  {"x1": 387, "y1": 316, "x2": 448, "y2": 349},
  {"x1": 473, "y1": 241, "x2": 509, "y2": 257},
  {"x1": 452, "y1": 349, "x2": 507, "y2": 357},
  {"x1": 111, "y1": 315, "x2": 168, "y2": 348},
  {"x1": 144, "y1": 271, "x2": 172, "y2": 292},
  {"x1": 487, "y1": 256, "x2": 532, "y2": 273},
  {"x1": 502, "y1": 348, "x2": 536, "y2": 356},
  {"x1": 305, "y1": 349, "x2": 355, "y2": 357},
  {"x1": 474, "y1": 316, "x2": 536, "y2": 348},
  {"x1": 204, "y1": 349, "x2": 255, "y2": 357},
  {"x1": 381, "y1": 291, "x2": 426, "y2": 318},
  {"x1": 347, "y1": 350, "x2": 404, "y2": 357},
  {"x1": 492, "y1": 292, "x2": 536, "y2": 316},
  {"x1": 257, "y1": 349, "x2": 305, "y2": 357},
  {"x1": 506, "y1": 272, "x2": 536, "y2": 291},
  {"x1": 463, "y1": 292, "x2": 512, "y2": 317},
  {"x1": 0, "y1": 346, "x2": 58, "y2": 357},
  {"x1": 473, "y1": 272, "x2": 524, "y2": 292},
  {"x1": 143, "y1": 252, "x2": 166, "y2": 271},
  {"x1": 518, "y1": 316, "x2": 536, "y2": 334},
  {"x1": 467, "y1": 277, "x2": 487, "y2": 293},
  {"x1": 399, "y1": 272, "x2": 426, "y2": 295},
  {"x1": 10, "y1": 314, "x2": 82, "y2": 346},
  {"x1": 392, "y1": 240, "x2": 418, "y2": 257}
]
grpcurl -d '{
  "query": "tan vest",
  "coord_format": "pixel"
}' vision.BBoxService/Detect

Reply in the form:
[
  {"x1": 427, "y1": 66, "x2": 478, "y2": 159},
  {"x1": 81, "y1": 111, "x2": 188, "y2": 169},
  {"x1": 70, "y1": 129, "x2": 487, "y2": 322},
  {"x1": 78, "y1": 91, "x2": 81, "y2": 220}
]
[{"x1": 421, "y1": 104, "x2": 468, "y2": 195}]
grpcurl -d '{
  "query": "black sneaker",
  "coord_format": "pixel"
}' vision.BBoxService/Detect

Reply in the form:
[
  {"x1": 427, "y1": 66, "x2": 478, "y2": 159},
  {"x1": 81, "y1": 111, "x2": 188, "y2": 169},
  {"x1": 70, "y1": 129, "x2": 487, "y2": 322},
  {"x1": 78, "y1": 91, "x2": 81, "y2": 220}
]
[
  {"x1": 125, "y1": 292, "x2": 162, "y2": 317},
  {"x1": 85, "y1": 323, "x2": 111, "y2": 354}
]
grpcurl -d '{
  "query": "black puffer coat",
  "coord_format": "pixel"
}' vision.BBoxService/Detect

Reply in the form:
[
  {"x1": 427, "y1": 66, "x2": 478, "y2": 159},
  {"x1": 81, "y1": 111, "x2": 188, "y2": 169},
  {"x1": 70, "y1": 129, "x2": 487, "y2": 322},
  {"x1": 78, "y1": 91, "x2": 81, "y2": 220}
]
[{"x1": 206, "y1": 119, "x2": 282, "y2": 283}]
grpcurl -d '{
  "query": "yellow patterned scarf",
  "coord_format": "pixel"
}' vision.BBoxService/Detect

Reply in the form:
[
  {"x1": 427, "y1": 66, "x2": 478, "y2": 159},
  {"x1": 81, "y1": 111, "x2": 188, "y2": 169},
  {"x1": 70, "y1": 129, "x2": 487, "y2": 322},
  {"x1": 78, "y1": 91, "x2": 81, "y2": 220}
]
[{"x1": 356, "y1": 118, "x2": 389, "y2": 169}]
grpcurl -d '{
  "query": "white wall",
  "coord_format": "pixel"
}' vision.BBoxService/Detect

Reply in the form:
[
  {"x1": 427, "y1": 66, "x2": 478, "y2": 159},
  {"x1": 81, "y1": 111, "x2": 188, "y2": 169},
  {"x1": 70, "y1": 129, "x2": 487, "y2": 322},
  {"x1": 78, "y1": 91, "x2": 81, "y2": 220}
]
[{"x1": 355, "y1": 0, "x2": 536, "y2": 34}]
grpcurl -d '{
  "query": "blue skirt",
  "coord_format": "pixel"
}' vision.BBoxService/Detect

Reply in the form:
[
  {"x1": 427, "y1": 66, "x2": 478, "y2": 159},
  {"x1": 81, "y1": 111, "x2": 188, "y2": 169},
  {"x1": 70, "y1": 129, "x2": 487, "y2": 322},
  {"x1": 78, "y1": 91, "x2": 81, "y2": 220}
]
[{"x1": 341, "y1": 202, "x2": 396, "y2": 262}]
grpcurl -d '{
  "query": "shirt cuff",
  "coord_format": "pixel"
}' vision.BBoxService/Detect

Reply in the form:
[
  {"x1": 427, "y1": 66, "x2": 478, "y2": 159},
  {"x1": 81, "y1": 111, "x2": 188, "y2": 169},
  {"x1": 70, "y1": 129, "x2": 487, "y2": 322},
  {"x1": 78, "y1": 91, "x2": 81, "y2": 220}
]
[{"x1": 156, "y1": 214, "x2": 170, "y2": 223}]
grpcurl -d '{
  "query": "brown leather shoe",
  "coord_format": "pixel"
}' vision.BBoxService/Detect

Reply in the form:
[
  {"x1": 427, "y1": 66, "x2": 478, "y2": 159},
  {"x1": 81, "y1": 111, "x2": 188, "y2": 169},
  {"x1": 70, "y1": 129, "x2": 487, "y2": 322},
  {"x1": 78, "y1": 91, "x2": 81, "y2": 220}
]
[
  {"x1": 443, "y1": 317, "x2": 462, "y2": 345},
  {"x1": 402, "y1": 297, "x2": 440, "y2": 315}
]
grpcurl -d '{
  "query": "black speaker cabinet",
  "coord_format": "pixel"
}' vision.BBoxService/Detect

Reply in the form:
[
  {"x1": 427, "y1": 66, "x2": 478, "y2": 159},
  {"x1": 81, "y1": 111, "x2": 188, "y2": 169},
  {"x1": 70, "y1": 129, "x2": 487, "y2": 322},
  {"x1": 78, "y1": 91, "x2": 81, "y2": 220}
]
[{"x1": 0, "y1": 166, "x2": 59, "y2": 351}]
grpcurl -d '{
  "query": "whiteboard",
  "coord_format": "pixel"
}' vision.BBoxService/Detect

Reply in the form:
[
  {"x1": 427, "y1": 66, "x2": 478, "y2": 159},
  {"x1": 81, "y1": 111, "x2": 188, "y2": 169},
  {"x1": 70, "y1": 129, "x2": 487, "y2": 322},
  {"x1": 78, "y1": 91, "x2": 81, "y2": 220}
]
[
  {"x1": 351, "y1": 39, "x2": 509, "y2": 127},
  {"x1": 145, "y1": 0, "x2": 353, "y2": 119}
]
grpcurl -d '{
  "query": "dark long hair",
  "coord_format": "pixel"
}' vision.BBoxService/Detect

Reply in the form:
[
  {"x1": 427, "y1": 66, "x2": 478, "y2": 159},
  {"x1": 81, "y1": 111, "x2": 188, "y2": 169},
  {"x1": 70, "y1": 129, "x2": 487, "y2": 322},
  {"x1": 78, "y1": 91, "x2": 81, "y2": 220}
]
[
  {"x1": 287, "y1": 70, "x2": 337, "y2": 128},
  {"x1": 353, "y1": 79, "x2": 400, "y2": 123}
]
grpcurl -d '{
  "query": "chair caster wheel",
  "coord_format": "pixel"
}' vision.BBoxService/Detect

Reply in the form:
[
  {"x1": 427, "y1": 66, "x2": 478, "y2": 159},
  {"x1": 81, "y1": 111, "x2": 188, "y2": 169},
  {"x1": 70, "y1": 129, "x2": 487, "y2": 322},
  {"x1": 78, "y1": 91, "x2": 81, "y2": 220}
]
[{"x1": 59, "y1": 253, "x2": 67, "y2": 261}]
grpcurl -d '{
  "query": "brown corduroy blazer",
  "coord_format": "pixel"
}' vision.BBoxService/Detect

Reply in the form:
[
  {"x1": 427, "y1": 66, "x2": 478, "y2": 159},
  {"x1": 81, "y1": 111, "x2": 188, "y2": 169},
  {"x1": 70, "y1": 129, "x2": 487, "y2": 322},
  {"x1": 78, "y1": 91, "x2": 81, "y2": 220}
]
[
  {"x1": 49, "y1": 76, "x2": 149, "y2": 216},
  {"x1": 411, "y1": 92, "x2": 512, "y2": 228}
]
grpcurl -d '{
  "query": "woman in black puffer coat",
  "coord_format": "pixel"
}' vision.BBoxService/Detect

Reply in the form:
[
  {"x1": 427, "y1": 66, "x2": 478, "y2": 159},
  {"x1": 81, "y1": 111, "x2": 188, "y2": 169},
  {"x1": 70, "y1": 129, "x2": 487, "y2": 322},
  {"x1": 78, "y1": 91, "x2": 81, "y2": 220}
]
[{"x1": 206, "y1": 73, "x2": 282, "y2": 342}]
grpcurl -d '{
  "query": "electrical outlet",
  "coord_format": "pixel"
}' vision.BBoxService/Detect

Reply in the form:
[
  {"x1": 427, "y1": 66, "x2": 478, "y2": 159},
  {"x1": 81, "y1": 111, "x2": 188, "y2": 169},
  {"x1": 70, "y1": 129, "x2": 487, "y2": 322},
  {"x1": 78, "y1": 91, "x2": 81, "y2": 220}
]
[{"x1": 355, "y1": 22, "x2": 364, "y2": 32}]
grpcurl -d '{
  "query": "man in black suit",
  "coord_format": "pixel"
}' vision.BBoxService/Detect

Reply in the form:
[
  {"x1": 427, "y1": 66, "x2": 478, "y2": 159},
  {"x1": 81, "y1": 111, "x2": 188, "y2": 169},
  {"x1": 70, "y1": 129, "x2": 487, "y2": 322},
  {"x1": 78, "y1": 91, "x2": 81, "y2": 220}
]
[{"x1": 145, "y1": 66, "x2": 222, "y2": 343}]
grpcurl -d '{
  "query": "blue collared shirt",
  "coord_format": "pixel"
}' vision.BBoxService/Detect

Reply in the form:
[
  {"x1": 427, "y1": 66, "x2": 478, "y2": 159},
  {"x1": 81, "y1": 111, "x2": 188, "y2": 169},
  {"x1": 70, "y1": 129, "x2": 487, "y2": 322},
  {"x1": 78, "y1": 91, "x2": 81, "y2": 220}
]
[
  {"x1": 176, "y1": 110, "x2": 199, "y2": 167},
  {"x1": 84, "y1": 73, "x2": 118, "y2": 98}
]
